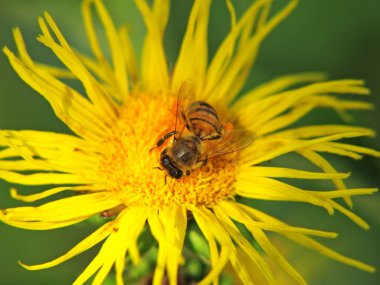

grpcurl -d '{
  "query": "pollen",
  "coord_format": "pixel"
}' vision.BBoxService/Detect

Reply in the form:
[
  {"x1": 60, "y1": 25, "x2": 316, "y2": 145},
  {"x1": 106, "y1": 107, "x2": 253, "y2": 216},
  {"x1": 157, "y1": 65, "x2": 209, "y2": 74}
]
[{"x1": 97, "y1": 92, "x2": 238, "y2": 208}]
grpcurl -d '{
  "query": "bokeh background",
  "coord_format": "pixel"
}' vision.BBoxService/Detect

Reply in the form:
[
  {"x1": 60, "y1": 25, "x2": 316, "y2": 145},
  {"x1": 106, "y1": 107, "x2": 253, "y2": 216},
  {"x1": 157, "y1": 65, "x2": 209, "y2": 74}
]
[{"x1": 0, "y1": 0, "x2": 379, "y2": 284}]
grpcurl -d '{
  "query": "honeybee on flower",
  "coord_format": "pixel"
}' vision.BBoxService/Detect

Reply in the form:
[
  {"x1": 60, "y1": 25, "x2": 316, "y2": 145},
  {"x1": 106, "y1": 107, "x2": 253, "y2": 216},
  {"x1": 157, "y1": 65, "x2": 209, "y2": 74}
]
[{"x1": 154, "y1": 81, "x2": 253, "y2": 180}]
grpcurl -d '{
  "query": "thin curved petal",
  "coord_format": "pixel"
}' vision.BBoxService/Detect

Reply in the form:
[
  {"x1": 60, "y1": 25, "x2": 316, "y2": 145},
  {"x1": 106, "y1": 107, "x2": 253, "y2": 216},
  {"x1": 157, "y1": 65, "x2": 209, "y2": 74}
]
[
  {"x1": 38, "y1": 13, "x2": 119, "y2": 124},
  {"x1": 10, "y1": 185, "x2": 100, "y2": 203},
  {"x1": 20, "y1": 220, "x2": 115, "y2": 270},
  {"x1": 190, "y1": 205, "x2": 233, "y2": 285},
  {"x1": 235, "y1": 80, "x2": 369, "y2": 131},
  {"x1": 239, "y1": 204, "x2": 376, "y2": 272},
  {"x1": 1, "y1": 192, "x2": 120, "y2": 225},
  {"x1": 206, "y1": 0, "x2": 299, "y2": 104},
  {"x1": 0, "y1": 130, "x2": 99, "y2": 180},
  {"x1": 233, "y1": 72, "x2": 326, "y2": 108},
  {"x1": 235, "y1": 174, "x2": 374, "y2": 228},
  {"x1": 148, "y1": 207, "x2": 187, "y2": 285},
  {"x1": 240, "y1": 131, "x2": 374, "y2": 166},
  {"x1": 135, "y1": 0, "x2": 169, "y2": 91},
  {"x1": 3, "y1": 46, "x2": 106, "y2": 141},
  {"x1": 73, "y1": 207, "x2": 147, "y2": 285},
  {"x1": 218, "y1": 201, "x2": 337, "y2": 238},
  {"x1": 172, "y1": 0, "x2": 211, "y2": 94},
  {"x1": 82, "y1": 0, "x2": 129, "y2": 101},
  {"x1": 213, "y1": 205, "x2": 276, "y2": 285}
]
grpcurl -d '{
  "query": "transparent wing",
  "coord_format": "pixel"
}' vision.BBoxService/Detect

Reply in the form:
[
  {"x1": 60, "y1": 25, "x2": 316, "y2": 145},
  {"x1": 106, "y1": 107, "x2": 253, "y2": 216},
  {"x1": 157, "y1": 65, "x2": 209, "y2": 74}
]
[
  {"x1": 199, "y1": 127, "x2": 255, "y2": 162},
  {"x1": 174, "y1": 80, "x2": 196, "y2": 139}
]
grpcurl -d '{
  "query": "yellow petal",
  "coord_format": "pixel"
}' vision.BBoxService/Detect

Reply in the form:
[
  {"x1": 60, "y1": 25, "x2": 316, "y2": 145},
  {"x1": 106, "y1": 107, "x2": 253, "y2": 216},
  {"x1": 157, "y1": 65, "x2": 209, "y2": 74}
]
[
  {"x1": 73, "y1": 232, "x2": 117, "y2": 285},
  {"x1": 119, "y1": 25, "x2": 139, "y2": 83},
  {"x1": 213, "y1": 205, "x2": 276, "y2": 285},
  {"x1": 96, "y1": 208, "x2": 146, "y2": 285},
  {"x1": 34, "y1": 63, "x2": 74, "y2": 79},
  {"x1": 2, "y1": 192, "x2": 120, "y2": 223},
  {"x1": 135, "y1": 0, "x2": 169, "y2": 91},
  {"x1": 306, "y1": 188, "x2": 378, "y2": 199},
  {"x1": 0, "y1": 159, "x2": 53, "y2": 172},
  {"x1": 251, "y1": 229, "x2": 307, "y2": 285},
  {"x1": 73, "y1": 207, "x2": 146, "y2": 285},
  {"x1": 290, "y1": 235, "x2": 375, "y2": 273},
  {"x1": 190, "y1": 205, "x2": 232, "y2": 285},
  {"x1": 329, "y1": 200, "x2": 370, "y2": 230},
  {"x1": 0, "y1": 158, "x2": 97, "y2": 176},
  {"x1": 241, "y1": 131, "x2": 373, "y2": 166},
  {"x1": 255, "y1": 104, "x2": 315, "y2": 136},
  {"x1": 326, "y1": 142, "x2": 380, "y2": 157},
  {"x1": 82, "y1": 0, "x2": 129, "y2": 101},
  {"x1": 38, "y1": 13, "x2": 118, "y2": 123},
  {"x1": 10, "y1": 27, "x2": 112, "y2": 135},
  {"x1": 270, "y1": 125, "x2": 375, "y2": 140},
  {"x1": 235, "y1": 176, "x2": 334, "y2": 214},
  {"x1": 233, "y1": 72, "x2": 326, "y2": 109},
  {"x1": 172, "y1": 0, "x2": 211, "y2": 94},
  {"x1": 222, "y1": 202, "x2": 307, "y2": 285},
  {"x1": 301, "y1": 95, "x2": 374, "y2": 110},
  {"x1": 0, "y1": 215, "x2": 87, "y2": 230},
  {"x1": 207, "y1": 0, "x2": 299, "y2": 104},
  {"x1": 148, "y1": 207, "x2": 187, "y2": 285},
  {"x1": 10, "y1": 185, "x2": 97, "y2": 203},
  {"x1": 152, "y1": 0, "x2": 170, "y2": 36},
  {"x1": 20, "y1": 220, "x2": 114, "y2": 270},
  {"x1": 0, "y1": 130, "x2": 100, "y2": 175},
  {"x1": 203, "y1": 0, "x2": 240, "y2": 101},
  {"x1": 164, "y1": 207, "x2": 187, "y2": 285},
  {"x1": 205, "y1": 0, "x2": 266, "y2": 102},
  {"x1": 243, "y1": 165, "x2": 349, "y2": 180},
  {"x1": 148, "y1": 209, "x2": 167, "y2": 285},
  {"x1": 297, "y1": 149, "x2": 349, "y2": 206},
  {"x1": 115, "y1": 254, "x2": 126, "y2": 285},
  {"x1": 91, "y1": 0, "x2": 129, "y2": 100},
  {"x1": 3, "y1": 47, "x2": 106, "y2": 141},
  {"x1": 219, "y1": 201, "x2": 337, "y2": 238},
  {"x1": 239, "y1": 204, "x2": 375, "y2": 272},
  {"x1": 0, "y1": 170, "x2": 94, "y2": 185},
  {"x1": 228, "y1": 248, "x2": 256, "y2": 284},
  {"x1": 235, "y1": 79, "x2": 370, "y2": 130},
  {"x1": 309, "y1": 144, "x2": 363, "y2": 160},
  {"x1": 236, "y1": 174, "x2": 372, "y2": 229}
]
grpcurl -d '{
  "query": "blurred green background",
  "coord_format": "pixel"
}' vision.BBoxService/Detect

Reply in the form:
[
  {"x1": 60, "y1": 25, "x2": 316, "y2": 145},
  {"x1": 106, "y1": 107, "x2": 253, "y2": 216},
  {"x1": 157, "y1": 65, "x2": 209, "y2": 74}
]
[{"x1": 0, "y1": 0, "x2": 379, "y2": 284}]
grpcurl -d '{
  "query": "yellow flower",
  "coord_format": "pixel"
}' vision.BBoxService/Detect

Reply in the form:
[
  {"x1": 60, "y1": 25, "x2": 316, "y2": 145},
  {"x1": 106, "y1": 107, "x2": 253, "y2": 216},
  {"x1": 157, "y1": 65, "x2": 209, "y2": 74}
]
[{"x1": 0, "y1": 0, "x2": 378, "y2": 284}]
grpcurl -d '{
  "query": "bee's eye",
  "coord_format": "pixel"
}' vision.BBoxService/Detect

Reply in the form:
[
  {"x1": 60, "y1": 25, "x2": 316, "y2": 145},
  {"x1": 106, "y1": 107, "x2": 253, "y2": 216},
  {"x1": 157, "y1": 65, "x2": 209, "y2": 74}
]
[
  {"x1": 160, "y1": 153, "x2": 182, "y2": 179},
  {"x1": 172, "y1": 169, "x2": 182, "y2": 179},
  {"x1": 163, "y1": 157, "x2": 169, "y2": 166}
]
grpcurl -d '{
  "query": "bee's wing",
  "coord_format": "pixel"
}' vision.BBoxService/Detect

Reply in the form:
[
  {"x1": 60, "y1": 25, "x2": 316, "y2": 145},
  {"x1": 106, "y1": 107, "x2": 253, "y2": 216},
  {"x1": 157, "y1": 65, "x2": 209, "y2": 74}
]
[
  {"x1": 199, "y1": 128, "x2": 255, "y2": 162},
  {"x1": 174, "y1": 81, "x2": 196, "y2": 139}
]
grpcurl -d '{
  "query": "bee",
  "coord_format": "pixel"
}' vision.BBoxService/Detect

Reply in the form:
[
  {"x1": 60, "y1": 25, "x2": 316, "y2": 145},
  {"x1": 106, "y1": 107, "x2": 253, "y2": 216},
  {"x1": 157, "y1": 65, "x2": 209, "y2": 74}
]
[{"x1": 155, "y1": 81, "x2": 252, "y2": 179}]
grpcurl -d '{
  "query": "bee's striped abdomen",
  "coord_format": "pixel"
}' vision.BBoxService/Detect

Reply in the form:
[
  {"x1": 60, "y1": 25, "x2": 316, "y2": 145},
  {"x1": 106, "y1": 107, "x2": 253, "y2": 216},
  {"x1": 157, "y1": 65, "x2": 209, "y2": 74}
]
[{"x1": 186, "y1": 101, "x2": 223, "y2": 140}]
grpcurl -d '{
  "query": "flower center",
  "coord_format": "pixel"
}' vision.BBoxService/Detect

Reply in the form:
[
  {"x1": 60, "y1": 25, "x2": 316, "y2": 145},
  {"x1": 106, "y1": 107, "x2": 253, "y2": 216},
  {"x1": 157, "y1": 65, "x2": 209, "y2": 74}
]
[{"x1": 97, "y1": 92, "x2": 238, "y2": 208}]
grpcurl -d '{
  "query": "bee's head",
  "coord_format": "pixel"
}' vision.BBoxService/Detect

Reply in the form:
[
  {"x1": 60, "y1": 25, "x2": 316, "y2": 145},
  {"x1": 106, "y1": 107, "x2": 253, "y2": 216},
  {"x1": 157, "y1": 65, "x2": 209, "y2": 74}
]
[{"x1": 160, "y1": 149, "x2": 183, "y2": 179}]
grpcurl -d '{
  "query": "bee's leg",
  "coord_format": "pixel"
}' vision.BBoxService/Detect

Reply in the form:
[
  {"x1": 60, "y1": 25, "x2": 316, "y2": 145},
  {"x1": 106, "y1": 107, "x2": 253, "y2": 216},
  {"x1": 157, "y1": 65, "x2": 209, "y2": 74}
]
[
  {"x1": 150, "y1": 130, "x2": 177, "y2": 152},
  {"x1": 157, "y1": 131, "x2": 177, "y2": 147}
]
